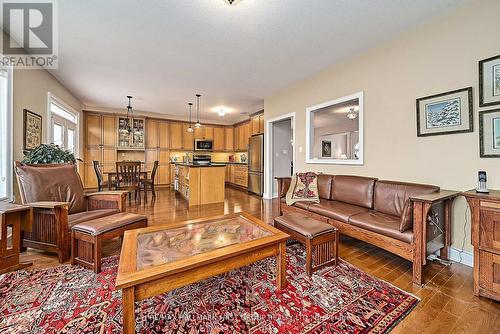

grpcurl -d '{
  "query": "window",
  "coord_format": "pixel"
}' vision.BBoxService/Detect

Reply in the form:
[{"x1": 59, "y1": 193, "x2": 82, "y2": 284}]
[
  {"x1": 0, "y1": 66, "x2": 13, "y2": 201},
  {"x1": 48, "y1": 94, "x2": 78, "y2": 155}
]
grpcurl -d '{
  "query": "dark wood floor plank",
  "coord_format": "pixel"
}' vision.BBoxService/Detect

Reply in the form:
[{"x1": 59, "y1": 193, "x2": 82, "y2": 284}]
[{"x1": 17, "y1": 188, "x2": 499, "y2": 332}]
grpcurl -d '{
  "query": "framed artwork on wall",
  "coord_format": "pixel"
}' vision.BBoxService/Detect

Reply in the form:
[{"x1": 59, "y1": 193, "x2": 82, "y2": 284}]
[
  {"x1": 23, "y1": 109, "x2": 42, "y2": 150},
  {"x1": 321, "y1": 140, "x2": 332, "y2": 157},
  {"x1": 479, "y1": 108, "x2": 500, "y2": 158},
  {"x1": 479, "y1": 55, "x2": 500, "y2": 107},
  {"x1": 416, "y1": 87, "x2": 473, "y2": 137}
]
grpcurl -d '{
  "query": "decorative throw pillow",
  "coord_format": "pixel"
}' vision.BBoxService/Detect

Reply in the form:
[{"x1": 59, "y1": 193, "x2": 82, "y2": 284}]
[{"x1": 285, "y1": 172, "x2": 320, "y2": 206}]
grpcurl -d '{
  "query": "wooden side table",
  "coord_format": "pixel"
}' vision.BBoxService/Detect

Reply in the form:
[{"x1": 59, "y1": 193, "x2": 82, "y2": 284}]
[
  {"x1": 0, "y1": 203, "x2": 33, "y2": 274},
  {"x1": 463, "y1": 189, "x2": 500, "y2": 301}
]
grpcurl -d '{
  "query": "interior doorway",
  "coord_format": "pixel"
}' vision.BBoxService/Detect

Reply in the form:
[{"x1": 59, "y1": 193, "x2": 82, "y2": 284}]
[{"x1": 264, "y1": 112, "x2": 295, "y2": 199}]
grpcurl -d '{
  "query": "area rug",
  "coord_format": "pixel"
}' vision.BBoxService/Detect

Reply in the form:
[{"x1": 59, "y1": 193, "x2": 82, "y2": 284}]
[{"x1": 0, "y1": 244, "x2": 418, "y2": 333}]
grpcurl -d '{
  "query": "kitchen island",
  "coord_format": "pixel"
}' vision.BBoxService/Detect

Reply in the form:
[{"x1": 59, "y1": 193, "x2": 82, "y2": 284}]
[{"x1": 174, "y1": 163, "x2": 226, "y2": 206}]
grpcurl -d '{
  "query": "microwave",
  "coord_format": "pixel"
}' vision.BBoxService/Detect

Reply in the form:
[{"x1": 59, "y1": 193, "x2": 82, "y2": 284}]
[{"x1": 194, "y1": 139, "x2": 213, "y2": 151}]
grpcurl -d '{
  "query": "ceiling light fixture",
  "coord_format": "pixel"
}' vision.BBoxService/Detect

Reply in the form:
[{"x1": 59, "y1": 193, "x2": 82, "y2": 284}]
[
  {"x1": 195, "y1": 94, "x2": 202, "y2": 128},
  {"x1": 125, "y1": 95, "x2": 135, "y2": 133},
  {"x1": 187, "y1": 103, "x2": 194, "y2": 133},
  {"x1": 347, "y1": 107, "x2": 358, "y2": 120},
  {"x1": 217, "y1": 107, "x2": 226, "y2": 117}
]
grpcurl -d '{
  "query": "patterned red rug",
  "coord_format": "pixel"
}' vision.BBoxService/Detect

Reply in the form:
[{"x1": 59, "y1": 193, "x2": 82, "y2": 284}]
[{"x1": 0, "y1": 244, "x2": 417, "y2": 333}]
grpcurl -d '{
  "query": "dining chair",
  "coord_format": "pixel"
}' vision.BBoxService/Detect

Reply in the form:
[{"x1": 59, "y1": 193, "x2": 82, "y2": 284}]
[
  {"x1": 93, "y1": 161, "x2": 108, "y2": 192},
  {"x1": 141, "y1": 161, "x2": 158, "y2": 202},
  {"x1": 116, "y1": 161, "x2": 142, "y2": 203}
]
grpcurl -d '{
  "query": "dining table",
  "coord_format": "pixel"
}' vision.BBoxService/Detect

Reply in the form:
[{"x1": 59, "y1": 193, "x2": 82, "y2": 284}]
[{"x1": 104, "y1": 171, "x2": 151, "y2": 190}]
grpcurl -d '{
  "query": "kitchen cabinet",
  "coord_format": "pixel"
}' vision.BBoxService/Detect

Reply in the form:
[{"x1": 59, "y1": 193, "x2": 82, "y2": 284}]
[
  {"x1": 145, "y1": 119, "x2": 159, "y2": 148},
  {"x1": 117, "y1": 117, "x2": 145, "y2": 149},
  {"x1": 213, "y1": 127, "x2": 225, "y2": 151},
  {"x1": 170, "y1": 122, "x2": 183, "y2": 150},
  {"x1": 158, "y1": 121, "x2": 170, "y2": 149},
  {"x1": 83, "y1": 113, "x2": 117, "y2": 188},
  {"x1": 236, "y1": 121, "x2": 250, "y2": 151},
  {"x1": 251, "y1": 113, "x2": 265, "y2": 135},
  {"x1": 182, "y1": 123, "x2": 194, "y2": 150},
  {"x1": 225, "y1": 127, "x2": 234, "y2": 151},
  {"x1": 226, "y1": 164, "x2": 247, "y2": 188}
]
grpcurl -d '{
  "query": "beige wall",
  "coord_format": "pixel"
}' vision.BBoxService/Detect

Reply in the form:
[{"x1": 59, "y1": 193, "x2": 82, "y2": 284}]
[
  {"x1": 264, "y1": 0, "x2": 500, "y2": 254},
  {"x1": 12, "y1": 68, "x2": 84, "y2": 200}
]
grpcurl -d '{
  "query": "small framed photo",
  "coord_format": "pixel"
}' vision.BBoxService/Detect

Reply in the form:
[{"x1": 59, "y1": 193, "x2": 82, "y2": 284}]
[
  {"x1": 479, "y1": 55, "x2": 500, "y2": 107},
  {"x1": 23, "y1": 109, "x2": 42, "y2": 150},
  {"x1": 321, "y1": 140, "x2": 332, "y2": 157},
  {"x1": 479, "y1": 109, "x2": 500, "y2": 158},
  {"x1": 416, "y1": 87, "x2": 473, "y2": 137}
]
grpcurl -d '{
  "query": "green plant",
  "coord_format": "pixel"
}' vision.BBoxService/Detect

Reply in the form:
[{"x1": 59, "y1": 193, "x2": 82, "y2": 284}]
[{"x1": 22, "y1": 144, "x2": 82, "y2": 164}]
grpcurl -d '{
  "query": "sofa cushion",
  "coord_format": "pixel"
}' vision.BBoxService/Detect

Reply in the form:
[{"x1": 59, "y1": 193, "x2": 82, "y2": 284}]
[
  {"x1": 317, "y1": 174, "x2": 334, "y2": 200},
  {"x1": 309, "y1": 200, "x2": 370, "y2": 223},
  {"x1": 373, "y1": 180, "x2": 439, "y2": 232},
  {"x1": 275, "y1": 213, "x2": 335, "y2": 238},
  {"x1": 280, "y1": 197, "x2": 313, "y2": 210},
  {"x1": 69, "y1": 209, "x2": 119, "y2": 228},
  {"x1": 15, "y1": 163, "x2": 87, "y2": 215},
  {"x1": 72, "y1": 212, "x2": 147, "y2": 236},
  {"x1": 331, "y1": 175, "x2": 377, "y2": 208},
  {"x1": 349, "y1": 211, "x2": 413, "y2": 243}
]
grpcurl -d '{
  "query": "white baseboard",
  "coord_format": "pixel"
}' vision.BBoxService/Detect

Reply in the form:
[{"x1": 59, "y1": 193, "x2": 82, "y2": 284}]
[{"x1": 448, "y1": 247, "x2": 473, "y2": 267}]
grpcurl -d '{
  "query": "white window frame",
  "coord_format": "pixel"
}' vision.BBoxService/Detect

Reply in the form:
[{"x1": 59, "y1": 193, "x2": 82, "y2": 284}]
[
  {"x1": 0, "y1": 66, "x2": 13, "y2": 201},
  {"x1": 47, "y1": 93, "x2": 79, "y2": 156},
  {"x1": 305, "y1": 91, "x2": 364, "y2": 165}
]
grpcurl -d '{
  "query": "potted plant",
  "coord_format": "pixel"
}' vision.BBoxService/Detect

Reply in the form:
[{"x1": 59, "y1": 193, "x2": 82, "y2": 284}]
[{"x1": 22, "y1": 144, "x2": 82, "y2": 164}]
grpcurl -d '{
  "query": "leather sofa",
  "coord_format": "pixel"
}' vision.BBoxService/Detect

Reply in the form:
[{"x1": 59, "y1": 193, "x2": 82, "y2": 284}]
[
  {"x1": 15, "y1": 162, "x2": 128, "y2": 262},
  {"x1": 276, "y1": 174, "x2": 458, "y2": 285}
]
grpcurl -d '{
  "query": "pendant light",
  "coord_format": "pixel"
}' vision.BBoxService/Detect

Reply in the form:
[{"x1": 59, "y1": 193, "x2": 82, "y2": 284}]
[
  {"x1": 194, "y1": 94, "x2": 202, "y2": 128},
  {"x1": 187, "y1": 103, "x2": 194, "y2": 133},
  {"x1": 125, "y1": 95, "x2": 134, "y2": 133}
]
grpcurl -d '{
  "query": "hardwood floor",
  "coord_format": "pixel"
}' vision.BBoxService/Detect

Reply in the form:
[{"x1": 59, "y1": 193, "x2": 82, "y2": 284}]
[{"x1": 20, "y1": 187, "x2": 500, "y2": 333}]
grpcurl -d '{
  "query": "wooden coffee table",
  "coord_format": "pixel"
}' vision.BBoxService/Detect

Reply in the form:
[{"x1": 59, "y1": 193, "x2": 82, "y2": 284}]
[{"x1": 115, "y1": 212, "x2": 290, "y2": 334}]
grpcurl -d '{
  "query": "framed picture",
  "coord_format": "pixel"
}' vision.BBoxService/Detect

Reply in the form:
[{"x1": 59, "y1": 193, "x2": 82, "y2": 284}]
[
  {"x1": 479, "y1": 108, "x2": 500, "y2": 157},
  {"x1": 23, "y1": 109, "x2": 42, "y2": 150},
  {"x1": 479, "y1": 55, "x2": 500, "y2": 107},
  {"x1": 416, "y1": 87, "x2": 473, "y2": 137},
  {"x1": 321, "y1": 140, "x2": 332, "y2": 157}
]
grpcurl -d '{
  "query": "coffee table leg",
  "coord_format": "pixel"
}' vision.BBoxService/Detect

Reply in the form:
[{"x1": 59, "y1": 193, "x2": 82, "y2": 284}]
[
  {"x1": 276, "y1": 241, "x2": 287, "y2": 290},
  {"x1": 122, "y1": 287, "x2": 136, "y2": 334}
]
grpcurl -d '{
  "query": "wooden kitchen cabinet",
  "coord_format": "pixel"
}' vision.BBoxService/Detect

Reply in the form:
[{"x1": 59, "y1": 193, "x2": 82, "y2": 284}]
[
  {"x1": 259, "y1": 114, "x2": 264, "y2": 133},
  {"x1": 170, "y1": 122, "x2": 183, "y2": 150},
  {"x1": 204, "y1": 126, "x2": 214, "y2": 140},
  {"x1": 237, "y1": 121, "x2": 250, "y2": 151},
  {"x1": 145, "y1": 119, "x2": 159, "y2": 148},
  {"x1": 83, "y1": 112, "x2": 117, "y2": 188},
  {"x1": 250, "y1": 112, "x2": 265, "y2": 135},
  {"x1": 182, "y1": 123, "x2": 194, "y2": 150},
  {"x1": 158, "y1": 121, "x2": 170, "y2": 149},
  {"x1": 213, "y1": 127, "x2": 225, "y2": 151}
]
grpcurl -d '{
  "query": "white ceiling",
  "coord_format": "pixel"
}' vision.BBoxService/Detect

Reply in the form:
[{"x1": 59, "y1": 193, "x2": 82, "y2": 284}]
[{"x1": 52, "y1": 0, "x2": 466, "y2": 124}]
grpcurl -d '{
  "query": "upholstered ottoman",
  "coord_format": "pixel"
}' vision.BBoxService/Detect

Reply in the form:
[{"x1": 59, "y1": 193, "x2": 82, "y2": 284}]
[
  {"x1": 274, "y1": 213, "x2": 338, "y2": 276},
  {"x1": 71, "y1": 212, "x2": 147, "y2": 273}
]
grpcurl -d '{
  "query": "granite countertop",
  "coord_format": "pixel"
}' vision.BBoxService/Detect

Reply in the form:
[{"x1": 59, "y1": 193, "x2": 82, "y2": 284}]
[
  {"x1": 172, "y1": 162, "x2": 227, "y2": 167},
  {"x1": 170, "y1": 161, "x2": 248, "y2": 166}
]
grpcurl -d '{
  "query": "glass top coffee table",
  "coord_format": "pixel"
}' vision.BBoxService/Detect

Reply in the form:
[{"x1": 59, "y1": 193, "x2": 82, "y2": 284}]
[{"x1": 115, "y1": 212, "x2": 289, "y2": 334}]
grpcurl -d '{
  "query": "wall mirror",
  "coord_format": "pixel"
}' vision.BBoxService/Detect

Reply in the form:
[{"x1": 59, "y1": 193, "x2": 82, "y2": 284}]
[{"x1": 306, "y1": 91, "x2": 364, "y2": 165}]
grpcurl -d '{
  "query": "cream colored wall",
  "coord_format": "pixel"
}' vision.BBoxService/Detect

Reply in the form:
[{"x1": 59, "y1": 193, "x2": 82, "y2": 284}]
[
  {"x1": 12, "y1": 69, "x2": 84, "y2": 201},
  {"x1": 264, "y1": 0, "x2": 500, "y2": 254}
]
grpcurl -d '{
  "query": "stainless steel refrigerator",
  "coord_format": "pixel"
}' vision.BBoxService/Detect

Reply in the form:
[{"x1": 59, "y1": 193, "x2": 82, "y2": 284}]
[{"x1": 248, "y1": 134, "x2": 264, "y2": 196}]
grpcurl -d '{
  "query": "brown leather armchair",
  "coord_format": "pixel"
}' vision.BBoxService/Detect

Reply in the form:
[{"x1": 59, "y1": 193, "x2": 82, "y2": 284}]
[{"x1": 15, "y1": 162, "x2": 128, "y2": 263}]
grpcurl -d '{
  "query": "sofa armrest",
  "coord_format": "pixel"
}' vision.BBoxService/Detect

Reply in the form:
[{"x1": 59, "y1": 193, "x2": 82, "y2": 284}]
[
  {"x1": 27, "y1": 201, "x2": 69, "y2": 209},
  {"x1": 410, "y1": 190, "x2": 460, "y2": 204},
  {"x1": 86, "y1": 191, "x2": 128, "y2": 212},
  {"x1": 275, "y1": 177, "x2": 292, "y2": 214}
]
